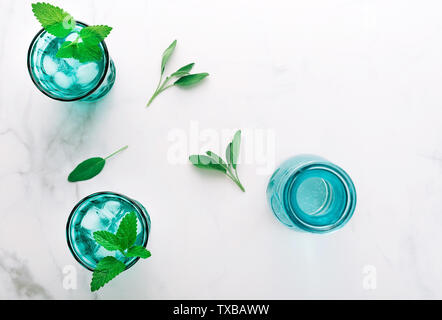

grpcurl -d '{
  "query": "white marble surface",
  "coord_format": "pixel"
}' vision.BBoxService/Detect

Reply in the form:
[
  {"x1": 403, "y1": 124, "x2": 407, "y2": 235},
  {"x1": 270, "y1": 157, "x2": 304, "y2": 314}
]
[{"x1": 1, "y1": 0, "x2": 442, "y2": 299}]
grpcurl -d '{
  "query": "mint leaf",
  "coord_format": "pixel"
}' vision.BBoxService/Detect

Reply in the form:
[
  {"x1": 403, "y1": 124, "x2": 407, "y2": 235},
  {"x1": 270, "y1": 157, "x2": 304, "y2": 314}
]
[
  {"x1": 226, "y1": 130, "x2": 241, "y2": 170},
  {"x1": 174, "y1": 73, "x2": 209, "y2": 87},
  {"x1": 76, "y1": 43, "x2": 103, "y2": 62},
  {"x1": 90, "y1": 257, "x2": 126, "y2": 292},
  {"x1": 57, "y1": 41, "x2": 102, "y2": 62},
  {"x1": 171, "y1": 63, "x2": 194, "y2": 78},
  {"x1": 67, "y1": 146, "x2": 127, "y2": 183},
  {"x1": 116, "y1": 212, "x2": 137, "y2": 250},
  {"x1": 80, "y1": 25, "x2": 112, "y2": 46},
  {"x1": 56, "y1": 41, "x2": 78, "y2": 59},
  {"x1": 126, "y1": 246, "x2": 151, "y2": 259},
  {"x1": 161, "y1": 40, "x2": 177, "y2": 75},
  {"x1": 93, "y1": 231, "x2": 122, "y2": 251},
  {"x1": 32, "y1": 2, "x2": 75, "y2": 38}
]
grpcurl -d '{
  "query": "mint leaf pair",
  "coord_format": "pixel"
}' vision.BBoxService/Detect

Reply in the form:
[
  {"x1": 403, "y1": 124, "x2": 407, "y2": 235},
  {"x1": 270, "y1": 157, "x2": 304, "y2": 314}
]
[
  {"x1": 56, "y1": 25, "x2": 111, "y2": 63},
  {"x1": 32, "y1": 3, "x2": 112, "y2": 62},
  {"x1": 189, "y1": 130, "x2": 245, "y2": 192},
  {"x1": 91, "y1": 212, "x2": 151, "y2": 292},
  {"x1": 147, "y1": 40, "x2": 209, "y2": 107},
  {"x1": 93, "y1": 211, "x2": 138, "y2": 252}
]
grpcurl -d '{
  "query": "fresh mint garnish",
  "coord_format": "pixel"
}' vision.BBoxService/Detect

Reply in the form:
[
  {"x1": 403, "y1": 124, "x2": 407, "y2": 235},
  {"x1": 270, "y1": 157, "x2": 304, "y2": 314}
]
[
  {"x1": 79, "y1": 25, "x2": 112, "y2": 46},
  {"x1": 126, "y1": 246, "x2": 152, "y2": 259},
  {"x1": 147, "y1": 40, "x2": 209, "y2": 107},
  {"x1": 32, "y1": 3, "x2": 112, "y2": 62},
  {"x1": 32, "y1": 2, "x2": 75, "y2": 38},
  {"x1": 90, "y1": 257, "x2": 126, "y2": 292},
  {"x1": 91, "y1": 212, "x2": 151, "y2": 292},
  {"x1": 93, "y1": 231, "x2": 121, "y2": 251},
  {"x1": 189, "y1": 130, "x2": 245, "y2": 192},
  {"x1": 115, "y1": 211, "x2": 138, "y2": 250},
  {"x1": 68, "y1": 145, "x2": 128, "y2": 182}
]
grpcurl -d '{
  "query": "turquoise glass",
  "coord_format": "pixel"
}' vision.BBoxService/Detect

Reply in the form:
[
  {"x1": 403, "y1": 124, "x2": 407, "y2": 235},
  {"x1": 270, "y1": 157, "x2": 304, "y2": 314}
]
[
  {"x1": 267, "y1": 155, "x2": 356, "y2": 233},
  {"x1": 66, "y1": 192, "x2": 150, "y2": 271},
  {"x1": 27, "y1": 22, "x2": 116, "y2": 102}
]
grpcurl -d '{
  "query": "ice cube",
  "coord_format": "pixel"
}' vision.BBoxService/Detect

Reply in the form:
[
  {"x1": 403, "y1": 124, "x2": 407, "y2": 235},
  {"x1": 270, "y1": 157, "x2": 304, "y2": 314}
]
[
  {"x1": 81, "y1": 209, "x2": 101, "y2": 230},
  {"x1": 76, "y1": 63, "x2": 99, "y2": 85},
  {"x1": 103, "y1": 200, "x2": 121, "y2": 213},
  {"x1": 104, "y1": 201, "x2": 123, "y2": 221},
  {"x1": 92, "y1": 208, "x2": 112, "y2": 231},
  {"x1": 98, "y1": 206, "x2": 114, "y2": 221},
  {"x1": 55, "y1": 58, "x2": 76, "y2": 75},
  {"x1": 77, "y1": 231, "x2": 98, "y2": 256},
  {"x1": 94, "y1": 246, "x2": 112, "y2": 261},
  {"x1": 64, "y1": 58, "x2": 80, "y2": 68},
  {"x1": 53, "y1": 72, "x2": 74, "y2": 89},
  {"x1": 42, "y1": 56, "x2": 58, "y2": 76}
]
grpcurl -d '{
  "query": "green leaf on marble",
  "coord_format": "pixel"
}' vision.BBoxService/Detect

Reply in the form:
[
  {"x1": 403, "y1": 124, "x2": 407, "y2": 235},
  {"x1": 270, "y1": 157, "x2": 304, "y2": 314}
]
[
  {"x1": 189, "y1": 130, "x2": 245, "y2": 192},
  {"x1": 174, "y1": 73, "x2": 209, "y2": 87},
  {"x1": 146, "y1": 41, "x2": 209, "y2": 107},
  {"x1": 161, "y1": 40, "x2": 177, "y2": 75},
  {"x1": 67, "y1": 146, "x2": 128, "y2": 182}
]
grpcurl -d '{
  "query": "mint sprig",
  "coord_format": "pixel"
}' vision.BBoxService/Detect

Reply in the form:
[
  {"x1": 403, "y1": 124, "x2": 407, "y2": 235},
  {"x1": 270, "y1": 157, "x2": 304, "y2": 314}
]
[
  {"x1": 91, "y1": 212, "x2": 151, "y2": 292},
  {"x1": 68, "y1": 145, "x2": 128, "y2": 182},
  {"x1": 189, "y1": 130, "x2": 245, "y2": 192},
  {"x1": 147, "y1": 40, "x2": 209, "y2": 107},
  {"x1": 32, "y1": 3, "x2": 112, "y2": 62}
]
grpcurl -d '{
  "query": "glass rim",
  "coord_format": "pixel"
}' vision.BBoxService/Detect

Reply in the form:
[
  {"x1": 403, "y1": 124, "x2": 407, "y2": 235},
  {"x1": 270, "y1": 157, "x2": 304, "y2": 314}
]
[
  {"x1": 27, "y1": 21, "x2": 110, "y2": 102},
  {"x1": 66, "y1": 191, "x2": 149, "y2": 272},
  {"x1": 283, "y1": 161, "x2": 357, "y2": 233}
]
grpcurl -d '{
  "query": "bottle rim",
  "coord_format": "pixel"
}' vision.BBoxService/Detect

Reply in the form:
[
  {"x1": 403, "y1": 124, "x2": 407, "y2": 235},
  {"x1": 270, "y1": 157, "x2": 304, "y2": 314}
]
[{"x1": 283, "y1": 161, "x2": 357, "y2": 233}]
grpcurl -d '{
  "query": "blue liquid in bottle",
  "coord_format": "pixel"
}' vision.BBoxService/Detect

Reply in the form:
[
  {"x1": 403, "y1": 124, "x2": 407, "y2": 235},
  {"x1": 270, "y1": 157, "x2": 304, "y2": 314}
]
[{"x1": 267, "y1": 155, "x2": 356, "y2": 233}]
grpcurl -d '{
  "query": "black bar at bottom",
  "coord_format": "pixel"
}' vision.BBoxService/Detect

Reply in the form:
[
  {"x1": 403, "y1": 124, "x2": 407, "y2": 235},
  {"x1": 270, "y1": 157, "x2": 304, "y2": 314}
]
[{"x1": 0, "y1": 300, "x2": 439, "y2": 318}]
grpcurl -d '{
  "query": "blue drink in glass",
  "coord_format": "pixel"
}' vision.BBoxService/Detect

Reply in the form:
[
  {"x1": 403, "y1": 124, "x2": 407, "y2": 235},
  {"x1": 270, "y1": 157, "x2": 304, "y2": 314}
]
[
  {"x1": 66, "y1": 192, "x2": 150, "y2": 271},
  {"x1": 27, "y1": 21, "x2": 116, "y2": 102},
  {"x1": 267, "y1": 155, "x2": 356, "y2": 233}
]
